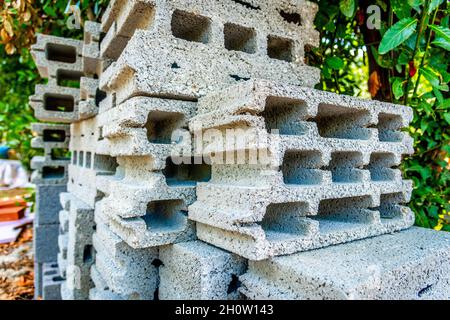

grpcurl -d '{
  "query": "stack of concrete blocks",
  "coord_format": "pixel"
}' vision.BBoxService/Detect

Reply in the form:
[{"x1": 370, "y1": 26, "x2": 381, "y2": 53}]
[
  {"x1": 30, "y1": 0, "x2": 450, "y2": 300},
  {"x1": 30, "y1": 121, "x2": 70, "y2": 300},
  {"x1": 29, "y1": 22, "x2": 107, "y2": 299}
]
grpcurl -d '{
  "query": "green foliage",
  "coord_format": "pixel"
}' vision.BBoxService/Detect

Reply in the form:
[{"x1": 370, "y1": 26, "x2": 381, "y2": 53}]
[
  {"x1": 378, "y1": 17, "x2": 418, "y2": 54},
  {"x1": 0, "y1": 1, "x2": 108, "y2": 168}
]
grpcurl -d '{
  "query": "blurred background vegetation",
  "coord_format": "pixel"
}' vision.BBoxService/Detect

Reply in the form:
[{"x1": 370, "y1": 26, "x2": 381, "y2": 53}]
[{"x1": 0, "y1": 0, "x2": 449, "y2": 230}]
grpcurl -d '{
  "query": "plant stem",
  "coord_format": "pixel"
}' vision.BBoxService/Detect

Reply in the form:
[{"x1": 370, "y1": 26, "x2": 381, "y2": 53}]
[
  {"x1": 404, "y1": 0, "x2": 431, "y2": 106},
  {"x1": 412, "y1": 8, "x2": 439, "y2": 98}
]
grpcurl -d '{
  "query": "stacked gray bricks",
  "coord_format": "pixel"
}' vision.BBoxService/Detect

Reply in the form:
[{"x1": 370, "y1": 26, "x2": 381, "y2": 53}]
[
  {"x1": 30, "y1": 122, "x2": 70, "y2": 299},
  {"x1": 29, "y1": 0, "x2": 450, "y2": 300},
  {"x1": 29, "y1": 21, "x2": 105, "y2": 300}
]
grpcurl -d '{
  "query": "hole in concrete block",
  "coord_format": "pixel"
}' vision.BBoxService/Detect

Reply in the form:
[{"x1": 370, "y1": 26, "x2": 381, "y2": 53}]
[
  {"x1": 85, "y1": 152, "x2": 92, "y2": 168},
  {"x1": 267, "y1": 35, "x2": 293, "y2": 62},
  {"x1": 72, "y1": 151, "x2": 77, "y2": 165},
  {"x1": 51, "y1": 148, "x2": 70, "y2": 161},
  {"x1": 367, "y1": 153, "x2": 397, "y2": 181},
  {"x1": 171, "y1": 62, "x2": 181, "y2": 69},
  {"x1": 314, "y1": 195, "x2": 376, "y2": 232},
  {"x1": 278, "y1": 9, "x2": 302, "y2": 26},
  {"x1": 44, "y1": 270, "x2": 57, "y2": 276},
  {"x1": 316, "y1": 104, "x2": 371, "y2": 140},
  {"x1": 154, "y1": 288, "x2": 159, "y2": 301},
  {"x1": 45, "y1": 43, "x2": 77, "y2": 63},
  {"x1": 151, "y1": 259, "x2": 164, "y2": 268},
  {"x1": 43, "y1": 129, "x2": 66, "y2": 142},
  {"x1": 93, "y1": 154, "x2": 118, "y2": 174},
  {"x1": 142, "y1": 200, "x2": 187, "y2": 232},
  {"x1": 163, "y1": 157, "x2": 212, "y2": 186},
  {"x1": 83, "y1": 245, "x2": 94, "y2": 263},
  {"x1": 262, "y1": 96, "x2": 308, "y2": 135},
  {"x1": 227, "y1": 274, "x2": 242, "y2": 294},
  {"x1": 260, "y1": 202, "x2": 311, "y2": 241},
  {"x1": 171, "y1": 10, "x2": 211, "y2": 44},
  {"x1": 376, "y1": 193, "x2": 405, "y2": 219},
  {"x1": 95, "y1": 190, "x2": 106, "y2": 202},
  {"x1": 282, "y1": 150, "x2": 323, "y2": 185},
  {"x1": 57, "y1": 70, "x2": 82, "y2": 88},
  {"x1": 95, "y1": 89, "x2": 107, "y2": 107},
  {"x1": 230, "y1": 74, "x2": 251, "y2": 81},
  {"x1": 224, "y1": 23, "x2": 257, "y2": 54},
  {"x1": 145, "y1": 111, "x2": 186, "y2": 144},
  {"x1": 44, "y1": 94, "x2": 74, "y2": 112},
  {"x1": 50, "y1": 263, "x2": 58, "y2": 268},
  {"x1": 378, "y1": 113, "x2": 403, "y2": 142},
  {"x1": 52, "y1": 276, "x2": 65, "y2": 282},
  {"x1": 418, "y1": 284, "x2": 433, "y2": 298},
  {"x1": 42, "y1": 166, "x2": 65, "y2": 179},
  {"x1": 98, "y1": 127, "x2": 104, "y2": 141},
  {"x1": 79, "y1": 151, "x2": 84, "y2": 167},
  {"x1": 231, "y1": 0, "x2": 260, "y2": 10},
  {"x1": 327, "y1": 152, "x2": 364, "y2": 183}
]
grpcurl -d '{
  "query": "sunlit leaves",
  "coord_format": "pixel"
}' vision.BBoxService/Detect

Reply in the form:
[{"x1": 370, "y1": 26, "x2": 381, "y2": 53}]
[{"x1": 379, "y1": 17, "x2": 418, "y2": 54}]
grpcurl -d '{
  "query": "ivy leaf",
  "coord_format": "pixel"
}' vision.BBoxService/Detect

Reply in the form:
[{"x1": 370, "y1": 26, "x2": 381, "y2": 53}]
[
  {"x1": 428, "y1": 0, "x2": 444, "y2": 14},
  {"x1": 340, "y1": 0, "x2": 356, "y2": 18},
  {"x1": 392, "y1": 78, "x2": 404, "y2": 100},
  {"x1": 379, "y1": 18, "x2": 418, "y2": 54},
  {"x1": 443, "y1": 113, "x2": 450, "y2": 125},
  {"x1": 325, "y1": 56, "x2": 344, "y2": 70},
  {"x1": 391, "y1": 0, "x2": 411, "y2": 19},
  {"x1": 429, "y1": 25, "x2": 450, "y2": 51}
]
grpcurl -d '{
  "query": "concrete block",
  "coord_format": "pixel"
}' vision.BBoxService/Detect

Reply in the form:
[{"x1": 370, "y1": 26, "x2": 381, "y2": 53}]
[
  {"x1": 31, "y1": 33, "x2": 83, "y2": 79},
  {"x1": 34, "y1": 262, "x2": 43, "y2": 300},
  {"x1": 35, "y1": 184, "x2": 67, "y2": 225},
  {"x1": 34, "y1": 223, "x2": 60, "y2": 263},
  {"x1": 89, "y1": 265, "x2": 124, "y2": 300},
  {"x1": 101, "y1": 96, "x2": 196, "y2": 170},
  {"x1": 239, "y1": 227, "x2": 450, "y2": 300},
  {"x1": 159, "y1": 241, "x2": 247, "y2": 300},
  {"x1": 31, "y1": 123, "x2": 71, "y2": 152},
  {"x1": 95, "y1": 169, "x2": 197, "y2": 248},
  {"x1": 92, "y1": 223, "x2": 159, "y2": 299},
  {"x1": 29, "y1": 84, "x2": 81, "y2": 123},
  {"x1": 82, "y1": 21, "x2": 102, "y2": 76},
  {"x1": 187, "y1": 79, "x2": 415, "y2": 260},
  {"x1": 78, "y1": 77, "x2": 100, "y2": 120},
  {"x1": 42, "y1": 263, "x2": 64, "y2": 300}
]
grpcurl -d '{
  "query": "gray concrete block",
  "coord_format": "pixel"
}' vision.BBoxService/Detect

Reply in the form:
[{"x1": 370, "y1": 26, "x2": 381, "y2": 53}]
[
  {"x1": 31, "y1": 33, "x2": 83, "y2": 79},
  {"x1": 83, "y1": 21, "x2": 102, "y2": 76},
  {"x1": 29, "y1": 84, "x2": 81, "y2": 123},
  {"x1": 42, "y1": 262, "x2": 64, "y2": 300},
  {"x1": 34, "y1": 262, "x2": 43, "y2": 300},
  {"x1": 240, "y1": 227, "x2": 450, "y2": 300},
  {"x1": 31, "y1": 123, "x2": 71, "y2": 152},
  {"x1": 35, "y1": 184, "x2": 67, "y2": 225},
  {"x1": 159, "y1": 241, "x2": 247, "y2": 300},
  {"x1": 89, "y1": 265, "x2": 124, "y2": 300},
  {"x1": 92, "y1": 222, "x2": 159, "y2": 299},
  {"x1": 34, "y1": 223, "x2": 60, "y2": 263}
]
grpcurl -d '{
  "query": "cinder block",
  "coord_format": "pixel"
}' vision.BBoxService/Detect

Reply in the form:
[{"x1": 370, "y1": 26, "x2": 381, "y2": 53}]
[
  {"x1": 35, "y1": 184, "x2": 67, "y2": 225},
  {"x1": 187, "y1": 79, "x2": 415, "y2": 260},
  {"x1": 42, "y1": 263, "x2": 64, "y2": 300},
  {"x1": 31, "y1": 123, "x2": 71, "y2": 152},
  {"x1": 89, "y1": 265, "x2": 124, "y2": 300},
  {"x1": 92, "y1": 222, "x2": 159, "y2": 299},
  {"x1": 159, "y1": 241, "x2": 247, "y2": 300},
  {"x1": 34, "y1": 262, "x2": 43, "y2": 300},
  {"x1": 34, "y1": 223, "x2": 60, "y2": 263},
  {"x1": 31, "y1": 34, "x2": 83, "y2": 79},
  {"x1": 83, "y1": 21, "x2": 102, "y2": 76},
  {"x1": 29, "y1": 84, "x2": 81, "y2": 123},
  {"x1": 78, "y1": 77, "x2": 100, "y2": 120},
  {"x1": 61, "y1": 195, "x2": 95, "y2": 300},
  {"x1": 239, "y1": 227, "x2": 450, "y2": 300}
]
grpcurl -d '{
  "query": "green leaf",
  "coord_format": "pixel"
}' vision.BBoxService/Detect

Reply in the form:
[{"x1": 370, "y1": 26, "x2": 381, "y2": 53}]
[
  {"x1": 421, "y1": 66, "x2": 441, "y2": 88},
  {"x1": 325, "y1": 56, "x2": 344, "y2": 70},
  {"x1": 428, "y1": 0, "x2": 444, "y2": 14},
  {"x1": 392, "y1": 78, "x2": 404, "y2": 100},
  {"x1": 444, "y1": 113, "x2": 450, "y2": 125},
  {"x1": 429, "y1": 25, "x2": 450, "y2": 51},
  {"x1": 339, "y1": 0, "x2": 356, "y2": 18},
  {"x1": 391, "y1": 0, "x2": 411, "y2": 19},
  {"x1": 378, "y1": 18, "x2": 418, "y2": 54}
]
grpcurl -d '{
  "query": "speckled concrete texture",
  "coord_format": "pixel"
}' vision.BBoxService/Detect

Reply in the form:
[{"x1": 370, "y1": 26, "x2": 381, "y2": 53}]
[{"x1": 239, "y1": 227, "x2": 450, "y2": 300}]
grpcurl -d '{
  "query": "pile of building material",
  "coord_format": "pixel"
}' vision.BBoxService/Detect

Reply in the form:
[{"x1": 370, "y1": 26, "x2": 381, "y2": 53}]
[{"x1": 29, "y1": 0, "x2": 450, "y2": 300}]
